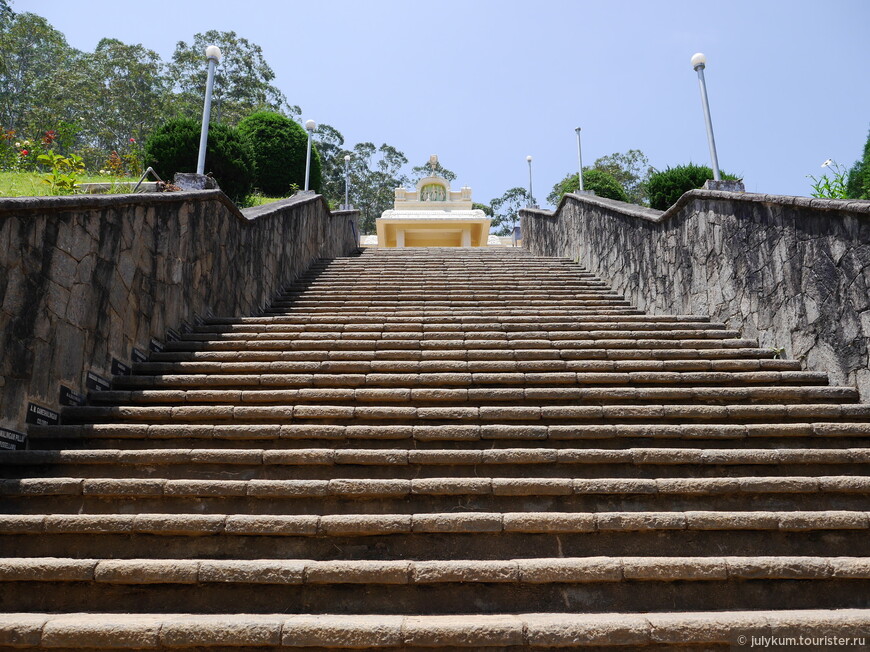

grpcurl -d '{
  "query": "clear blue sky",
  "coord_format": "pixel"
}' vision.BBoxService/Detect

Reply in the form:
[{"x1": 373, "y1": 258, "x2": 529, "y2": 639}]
[{"x1": 16, "y1": 0, "x2": 870, "y2": 206}]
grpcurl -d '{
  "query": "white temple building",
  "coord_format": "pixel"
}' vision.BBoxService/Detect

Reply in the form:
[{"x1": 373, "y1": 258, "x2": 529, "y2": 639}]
[{"x1": 373, "y1": 156, "x2": 495, "y2": 247}]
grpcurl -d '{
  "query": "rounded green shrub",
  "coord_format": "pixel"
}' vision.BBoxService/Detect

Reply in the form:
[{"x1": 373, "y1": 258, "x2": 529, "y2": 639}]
[
  {"x1": 144, "y1": 117, "x2": 253, "y2": 201},
  {"x1": 547, "y1": 169, "x2": 628, "y2": 205},
  {"x1": 647, "y1": 163, "x2": 739, "y2": 210},
  {"x1": 237, "y1": 111, "x2": 321, "y2": 196}
]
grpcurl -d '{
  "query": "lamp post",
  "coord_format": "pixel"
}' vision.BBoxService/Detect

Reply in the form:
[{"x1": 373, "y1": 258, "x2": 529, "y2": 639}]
[
  {"x1": 196, "y1": 45, "x2": 222, "y2": 175},
  {"x1": 526, "y1": 155, "x2": 534, "y2": 207},
  {"x1": 304, "y1": 119, "x2": 316, "y2": 192},
  {"x1": 691, "y1": 52, "x2": 721, "y2": 181},
  {"x1": 343, "y1": 154, "x2": 351, "y2": 209},
  {"x1": 575, "y1": 127, "x2": 584, "y2": 192}
]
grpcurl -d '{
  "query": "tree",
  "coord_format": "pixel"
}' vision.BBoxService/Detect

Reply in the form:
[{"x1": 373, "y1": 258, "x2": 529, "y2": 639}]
[
  {"x1": 312, "y1": 123, "x2": 347, "y2": 206},
  {"x1": 238, "y1": 111, "x2": 319, "y2": 195},
  {"x1": 591, "y1": 149, "x2": 654, "y2": 205},
  {"x1": 347, "y1": 142, "x2": 408, "y2": 234},
  {"x1": 168, "y1": 30, "x2": 289, "y2": 125},
  {"x1": 410, "y1": 158, "x2": 457, "y2": 183},
  {"x1": 0, "y1": 12, "x2": 80, "y2": 136},
  {"x1": 846, "y1": 129, "x2": 870, "y2": 200},
  {"x1": 490, "y1": 187, "x2": 530, "y2": 236},
  {"x1": 547, "y1": 169, "x2": 628, "y2": 206},
  {"x1": 77, "y1": 38, "x2": 168, "y2": 166}
]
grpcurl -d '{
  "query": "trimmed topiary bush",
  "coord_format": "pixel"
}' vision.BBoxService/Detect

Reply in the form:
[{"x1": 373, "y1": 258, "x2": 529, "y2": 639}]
[
  {"x1": 144, "y1": 117, "x2": 253, "y2": 202},
  {"x1": 546, "y1": 169, "x2": 629, "y2": 206},
  {"x1": 647, "y1": 163, "x2": 739, "y2": 210},
  {"x1": 237, "y1": 111, "x2": 321, "y2": 196}
]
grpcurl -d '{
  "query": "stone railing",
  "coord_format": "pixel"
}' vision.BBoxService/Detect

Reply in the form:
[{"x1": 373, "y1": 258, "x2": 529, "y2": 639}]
[
  {"x1": 521, "y1": 191, "x2": 870, "y2": 401},
  {"x1": 0, "y1": 191, "x2": 359, "y2": 433}
]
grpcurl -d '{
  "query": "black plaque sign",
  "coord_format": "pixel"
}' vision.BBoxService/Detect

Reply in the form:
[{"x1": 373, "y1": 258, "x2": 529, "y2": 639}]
[
  {"x1": 111, "y1": 358, "x2": 131, "y2": 376},
  {"x1": 85, "y1": 371, "x2": 111, "y2": 392},
  {"x1": 25, "y1": 402, "x2": 59, "y2": 426},
  {"x1": 131, "y1": 348, "x2": 147, "y2": 363},
  {"x1": 149, "y1": 338, "x2": 164, "y2": 353},
  {"x1": 0, "y1": 427, "x2": 26, "y2": 450},
  {"x1": 166, "y1": 328, "x2": 180, "y2": 342},
  {"x1": 59, "y1": 385, "x2": 86, "y2": 406}
]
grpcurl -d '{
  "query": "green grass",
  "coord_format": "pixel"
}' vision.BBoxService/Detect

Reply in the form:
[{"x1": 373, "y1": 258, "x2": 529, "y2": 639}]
[{"x1": 0, "y1": 171, "x2": 131, "y2": 197}]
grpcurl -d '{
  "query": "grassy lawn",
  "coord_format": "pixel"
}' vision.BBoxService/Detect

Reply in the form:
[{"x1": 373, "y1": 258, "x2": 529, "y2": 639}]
[
  {"x1": 0, "y1": 171, "x2": 131, "y2": 197},
  {"x1": 0, "y1": 171, "x2": 286, "y2": 206}
]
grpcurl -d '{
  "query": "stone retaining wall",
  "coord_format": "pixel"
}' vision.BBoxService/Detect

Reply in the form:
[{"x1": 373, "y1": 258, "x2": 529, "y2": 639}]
[
  {"x1": 0, "y1": 191, "x2": 359, "y2": 430},
  {"x1": 521, "y1": 191, "x2": 870, "y2": 400}
]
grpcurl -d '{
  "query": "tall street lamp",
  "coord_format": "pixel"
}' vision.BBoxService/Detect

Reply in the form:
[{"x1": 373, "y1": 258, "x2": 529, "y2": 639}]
[
  {"x1": 526, "y1": 155, "x2": 534, "y2": 207},
  {"x1": 304, "y1": 119, "x2": 316, "y2": 192},
  {"x1": 196, "y1": 45, "x2": 222, "y2": 175},
  {"x1": 343, "y1": 154, "x2": 351, "y2": 209},
  {"x1": 575, "y1": 127, "x2": 584, "y2": 192},
  {"x1": 691, "y1": 52, "x2": 721, "y2": 181}
]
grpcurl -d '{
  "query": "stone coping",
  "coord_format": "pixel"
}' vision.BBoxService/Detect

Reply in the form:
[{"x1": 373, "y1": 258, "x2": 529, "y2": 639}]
[{"x1": 522, "y1": 190, "x2": 870, "y2": 222}]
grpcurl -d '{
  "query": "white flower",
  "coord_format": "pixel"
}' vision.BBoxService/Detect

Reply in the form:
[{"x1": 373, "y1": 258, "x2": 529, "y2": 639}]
[
  {"x1": 14, "y1": 141, "x2": 20, "y2": 147},
  {"x1": 821, "y1": 159, "x2": 833, "y2": 168}
]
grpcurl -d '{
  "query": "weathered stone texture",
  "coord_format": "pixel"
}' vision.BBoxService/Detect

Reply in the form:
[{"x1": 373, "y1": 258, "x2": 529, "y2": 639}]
[
  {"x1": 522, "y1": 191, "x2": 870, "y2": 400},
  {"x1": 0, "y1": 191, "x2": 359, "y2": 429}
]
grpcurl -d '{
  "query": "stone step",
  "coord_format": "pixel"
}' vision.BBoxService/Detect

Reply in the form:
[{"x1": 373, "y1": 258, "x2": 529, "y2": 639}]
[
  {"x1": 164, "y1": 330, "x2": 744, "y2": 349},
  {"x1": 113, "y1": 367, "x2": 815, "y2": 391},
  {"x1": 57, "y1": 403, "x2": 870, "y2": 426},
  {"x1": 202, "y1": 314, "x2": 713, "y2": 326},
  {"x1": 27, "y1": 422, "x2": 870, "y2": 449},
  {"x1": 86, "y1": 386, "x2": 859, "y2": 407},
  {"x1": 129, "y1": 351, "x2": 793, "y2": 375},
  {"x1": 1, "y1": 557, "x2": 869, "y2": 616},
  {"x1": 1, "y1": 512, "x2": 868, "y2": 559},
  {"x1": 3, "y1": 475, "x2": 868, "y2": 514},
  {"x1": 4, "y1": 447, "x2": 868, "y2": 481}
]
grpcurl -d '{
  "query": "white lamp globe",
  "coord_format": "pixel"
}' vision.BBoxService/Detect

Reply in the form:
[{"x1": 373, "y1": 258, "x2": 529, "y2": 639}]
[
  {"x1": 205, "y1": 45, "x2": 222, "y2": 62},
  {"x1": 305, "y1": 119, "x2": 316, "y2": 132},
  {"x1": 344, "y1": 154, "x2": 350, "y2": 162},
  {"x1": 691, "y1": 52, "x2": 706, "y2": 69},
  {"x1": 526, "y1": 155, "x2": 532, "y2": 162}
]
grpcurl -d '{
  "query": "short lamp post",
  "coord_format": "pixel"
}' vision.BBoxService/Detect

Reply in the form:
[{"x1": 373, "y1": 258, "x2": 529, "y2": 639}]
[
  {"x1": 343, "y1": 154, "x2": 351, "y2": 209},
  {"x1": 574, "y1": 127, "x2": 585, "y2": 192},
  {"x1": 196, "y1": 45, "x2": 222, "y2": 175},
  {"x1": 691, "y1": 52, "x2": 721, "y2": 181},
  {"x1": 526, "y1": 155, "x2": 534, "y2": 208},
  {"x1": 304, "y1": 119, "x2": 316, "y2": 192}
]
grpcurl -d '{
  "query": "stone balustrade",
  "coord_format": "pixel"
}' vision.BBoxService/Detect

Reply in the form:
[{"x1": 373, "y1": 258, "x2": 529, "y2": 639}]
[
  {"x1": 521, "y1": 191, "x2": 870, "y2": 401},
  {"x1": 0, "y1": 191, "x2": 359, "y2": 431}
]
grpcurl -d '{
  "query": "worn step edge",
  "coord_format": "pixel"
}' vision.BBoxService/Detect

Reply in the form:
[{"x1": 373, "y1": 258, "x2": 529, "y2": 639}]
[
  {"x1": 3, "y1": 475, "x2": 869, "y2": 499},
  {"x1": 5, "y1": 447, "x2": 868, "y2": 467},
  {"x1": 0, "y1": 511, "x2": 867, "y2": 536},
  {"x1": 2, "y1": 609, "x2": 869, "y2": 648},
  {"x1": 2, "y1": 556, "x2": 869, "y2": 585}
]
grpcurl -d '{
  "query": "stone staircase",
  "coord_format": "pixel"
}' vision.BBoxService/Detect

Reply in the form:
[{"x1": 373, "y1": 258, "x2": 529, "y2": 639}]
[{"x1": 2, "y1": 246, "x2": 870, "y2": 649}]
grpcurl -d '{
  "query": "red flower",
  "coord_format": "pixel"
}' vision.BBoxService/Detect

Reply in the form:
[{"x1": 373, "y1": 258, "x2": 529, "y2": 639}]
[
  {"x1": 129, "y1": 138, "x2": 136, "y2": 143},
  {"x1": 42, "y1": 130, "x2": 57, "y2": 145},
  {"x1": 20, "y1": 149, "x2": 28, "y2": 156}
]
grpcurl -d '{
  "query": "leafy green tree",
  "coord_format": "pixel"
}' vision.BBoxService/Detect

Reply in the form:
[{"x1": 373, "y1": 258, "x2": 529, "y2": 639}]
[
  {"x1": 591, "y1": 149, "x2": 654, "y2": 205},
  {"x1": 238, "y1": 111, "x2": 319, "y2": 195},
  {"x1": 77, "y1": 38, "x2": 168, "y2": 166},
  {"x1": 490, "y1": 187, "x2": 530, "y2": 236},
  {"x1": 410, "y1": 158, "x2": 457, "y2": 183},
  {"x1": 647, "y1": 163, "x2": 739, "y2": 210},
  {"x1": 846, "y1": 130, "x2": 870, "y2": 199},
  {"x1": 168, "y1": 30, "x2": 289, "y2": 125},
  {"x1": 347, "y1": 142, "x2": 408, "y2": 234},
  {"x1": 0, "y1": 12, "x2": 80, "y2": 136},
  {"x1": 144, "y1": 116, "x2": 253, "y2": 201},
  {"x1": 547, "y1": 169, "x2": 628, "y2": 205},
  {"x1": 312, "y1": 123, "x2": 347, "y2": 206}
]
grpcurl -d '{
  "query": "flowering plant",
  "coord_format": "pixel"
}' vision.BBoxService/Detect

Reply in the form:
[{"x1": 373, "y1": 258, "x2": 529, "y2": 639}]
[{"x1": 808, "y1": 159, "x2": 849, "y2": 199}]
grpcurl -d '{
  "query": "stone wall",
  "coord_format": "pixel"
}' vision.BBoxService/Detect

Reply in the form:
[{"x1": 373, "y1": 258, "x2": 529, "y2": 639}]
[
  {"x1": 0, "y1": 191, "x2": 359, "y2": 430},
  {"x1": 521, "y1": 191, "x2": 870, "y2": 400}
]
